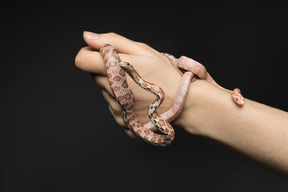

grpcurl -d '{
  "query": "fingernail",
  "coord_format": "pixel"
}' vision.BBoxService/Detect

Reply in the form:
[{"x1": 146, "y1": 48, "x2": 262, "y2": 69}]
[{"x1": 83, "y1": 31, "x2": 99, "y2": 40}]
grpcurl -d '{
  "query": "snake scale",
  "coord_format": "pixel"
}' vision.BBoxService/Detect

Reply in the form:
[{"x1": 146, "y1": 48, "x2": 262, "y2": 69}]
[{"x1": 100, "y1": 44, "x2": 244, "y2": 146}]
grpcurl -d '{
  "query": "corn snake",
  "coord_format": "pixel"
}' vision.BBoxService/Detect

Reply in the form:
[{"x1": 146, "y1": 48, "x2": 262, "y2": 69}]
[{"x1": 100, "y1": 44, "x2": 244, "y2": 146}]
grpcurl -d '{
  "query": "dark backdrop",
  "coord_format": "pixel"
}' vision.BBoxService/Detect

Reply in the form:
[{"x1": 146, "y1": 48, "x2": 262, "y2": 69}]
[{"x1": 1, "y1": 2, "x2": 288, "y2": 192}]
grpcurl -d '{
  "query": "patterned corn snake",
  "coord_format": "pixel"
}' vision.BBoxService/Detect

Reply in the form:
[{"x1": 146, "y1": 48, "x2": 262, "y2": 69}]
[{"x1": 100, "y1": 44, "x2": 244, "y2": 146}]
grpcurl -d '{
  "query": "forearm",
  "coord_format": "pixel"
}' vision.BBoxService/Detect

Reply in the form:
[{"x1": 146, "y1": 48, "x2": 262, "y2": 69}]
[
  {"x1": 76, "y1": 32, "x2": 288, "y2": 176},
  {"x1": 175, "y1": 80, "x2": 288, "y2": 177}
]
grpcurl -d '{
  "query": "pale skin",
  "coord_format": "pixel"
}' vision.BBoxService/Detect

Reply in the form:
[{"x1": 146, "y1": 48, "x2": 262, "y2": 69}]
[{"x1": 75, "y1": 31, "x2": 288, "y2": 178}]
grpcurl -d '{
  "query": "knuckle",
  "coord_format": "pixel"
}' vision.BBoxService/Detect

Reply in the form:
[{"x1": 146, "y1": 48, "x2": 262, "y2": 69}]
[
  {"x1": 137, "y1": 42, "x2": 149, "y2": 49},
  {"x1": 108, "y1": 32, "x2": 119, "y2": 45},
  {"x1": 107, "y1": 32, "x2": 117, "y2": 37},
  {"x1": 108, "y1": 105, "x2": 125, "y2": 126},
  {"x1": 99, "y1": 80, "x2": 113, "y2": 95},
  {"x1": 108, "y1": 104, "x2": 122, "y2": 116},
  {"x1": 115, "y1": 116, "x2": 126, "y2": 127}
]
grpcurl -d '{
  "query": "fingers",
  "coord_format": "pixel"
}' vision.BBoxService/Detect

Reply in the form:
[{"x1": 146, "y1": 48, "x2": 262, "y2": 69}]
[
  {"x1": 83, "y1": 31, "x2": 151, "y2": 55},
  {"x1": 104, "y1": 93, "x2": 124, "y2": 125},
  {"x1": 75, "y1": 46, "x2": 134, "y2": 75},
  {"x1": 93, "y1": 75, "x2": 138, "y2": 138},
  {"x1": 75, "y1": 47, "x2": 105, "y2": 74},
  {"x1": 76, "y1": 31, "x2": 159, "y2": 75},
  {"x1": 104, "y1": 91, "x2": 138, "y2": 138},
  {"x1": 92, "y1": 74, "x2": 113, "y2": 95}
]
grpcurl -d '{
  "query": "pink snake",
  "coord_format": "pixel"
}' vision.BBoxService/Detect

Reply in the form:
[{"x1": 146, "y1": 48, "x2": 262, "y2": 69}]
[{"x1": 100, "y1": 44, "x2": 244, "y2": 146}]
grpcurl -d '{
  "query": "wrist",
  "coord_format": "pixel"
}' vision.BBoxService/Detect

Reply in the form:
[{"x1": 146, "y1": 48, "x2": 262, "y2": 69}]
[
  {"x1": 173, "y1": 79, "x2": 233, "y2": 137},
  {"x1": 173, "y1": 79, "x2": 209, "y2": 134}
]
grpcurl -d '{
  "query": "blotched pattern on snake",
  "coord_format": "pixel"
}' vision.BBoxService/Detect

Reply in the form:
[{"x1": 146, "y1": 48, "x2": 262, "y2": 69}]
[
  {"x1": 100, "y1": 44, "x2": 175, "y2": 146},
  {"x1": 100, "y1": 44, "x2": 245, "y2": 146}
]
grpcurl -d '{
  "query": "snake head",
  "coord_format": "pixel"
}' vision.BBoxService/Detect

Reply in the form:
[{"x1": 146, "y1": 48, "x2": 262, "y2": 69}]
[
  {"x1": 119, "y1": 61, "x2": 135, "y2": 73},
  {"x1": 119, "y1": 61, "x2": 143, "y2": 83}
]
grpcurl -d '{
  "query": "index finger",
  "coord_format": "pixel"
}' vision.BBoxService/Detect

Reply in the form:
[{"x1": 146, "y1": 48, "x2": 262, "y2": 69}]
[
  {"x1": 75, "y1": 46, "x2": 135, "y2": 75},
  {"x1": 83, "y1": 31, "x2": 152, "y2": 55}
]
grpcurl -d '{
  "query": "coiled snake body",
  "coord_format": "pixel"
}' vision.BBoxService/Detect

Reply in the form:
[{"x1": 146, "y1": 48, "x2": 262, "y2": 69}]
[
  {"x1": 100, "y1": 44, "x2": 244, "y2": 146},
  {"x1": 101, "y1": 45, "x2": 174, "y2": 146}
]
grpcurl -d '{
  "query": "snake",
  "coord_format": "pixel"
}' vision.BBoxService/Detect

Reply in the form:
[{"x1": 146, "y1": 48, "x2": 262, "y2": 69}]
[
  {"x1": 100, "y1": 44, "x2": 245, "y2": 146},
  {"x1": 143, "y1": 54, "x2": 245, "y2": 131},
  {"x1": 100, "y1": 44, "x2": 175, "y2": 146},
  {"x1": 164, "y1": 54, "x2": 245, "y2": 105}
]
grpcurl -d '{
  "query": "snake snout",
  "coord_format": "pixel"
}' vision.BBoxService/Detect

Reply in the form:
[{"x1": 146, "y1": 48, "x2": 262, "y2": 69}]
[
  {"x1": 119, "y1": 61, "x2": 129, "y2": 66},
  {"x1": 119, "y1": 61, "x2": 134, "y2": 71}
]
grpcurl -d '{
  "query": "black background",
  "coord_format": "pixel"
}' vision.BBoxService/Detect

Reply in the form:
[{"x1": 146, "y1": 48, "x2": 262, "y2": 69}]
[{"x1": 1, "y1": 2, "x2": 288, "y2": 191}]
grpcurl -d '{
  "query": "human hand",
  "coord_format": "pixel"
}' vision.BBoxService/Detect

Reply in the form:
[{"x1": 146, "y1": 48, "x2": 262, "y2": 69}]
[
  {"x1": 75, "y1": 32, "x2": 189, "y2": 137},
  {"x1": 75, "y1": 31, "x2": 245, "y2": 138},
  {"x1": 76, "y1": 32, "x2": 288, "y2": 176}
]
